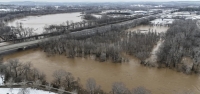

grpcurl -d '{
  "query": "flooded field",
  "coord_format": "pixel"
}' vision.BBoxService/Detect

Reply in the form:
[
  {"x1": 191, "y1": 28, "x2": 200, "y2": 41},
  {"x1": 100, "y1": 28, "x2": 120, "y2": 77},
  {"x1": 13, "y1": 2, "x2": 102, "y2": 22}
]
[
  {"x1": 127, "y1": 25, "x2": 169, "y2": 33},
  {"x1": 7, "y1": 12, "x2": 82, "y2": 34}
]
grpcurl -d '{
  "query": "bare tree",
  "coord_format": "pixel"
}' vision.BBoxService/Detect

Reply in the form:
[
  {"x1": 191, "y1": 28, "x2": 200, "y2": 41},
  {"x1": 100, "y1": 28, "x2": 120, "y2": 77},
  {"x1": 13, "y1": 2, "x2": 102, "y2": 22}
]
[
  {"x1": 18, "y1": 80, "x2": 29, "y2": 94},
  {"x1": 64, "y1": 72, "x2": 75, "y2": 90},
  {"x1": 53, "y1": 69, "x2": 67, "y2": 86},
  {"x1": 0, "y1": 56, "x2": 3, "y2": 64},
  {"x1": 12, "y1": 23, "x2": 34, "y2": 39},
  {"x1": 22, "y1": 62, "x2": 32, "y2": 80},
  {"x1": 86, "y1": 78, "x2": 101, "y2": 94},
  {"x1": 58, "y1": 86, "x2": 65, "y2": 94},
  {"x1": 32, "y1": 79, "x2": 41, "y2": 89},
  {"x1": 0, "y1": 56, "x2": 5, "y2": 85},
  {"x1": 7, "y1": 59, "x2": 22, "y2": 78},
  {"x1": 6, "y1": 78, "x2": 14, "y2": 94},
  {"x1": 131, "y1": 87, "x2": 151, "y2": 94},
  {"x1": 45, "y1": 83, "x2": 52, "y2": 93},
  {"x1": 112, "y1": 82, "x2": 129, "y2": 94}
]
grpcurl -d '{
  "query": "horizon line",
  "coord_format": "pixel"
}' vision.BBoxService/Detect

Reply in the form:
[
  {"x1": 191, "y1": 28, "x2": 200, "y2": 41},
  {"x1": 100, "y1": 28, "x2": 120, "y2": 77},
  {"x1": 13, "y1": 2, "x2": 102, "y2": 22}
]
[{"x1": 2, "y1": 0, "x2": 200, "y2": 3}]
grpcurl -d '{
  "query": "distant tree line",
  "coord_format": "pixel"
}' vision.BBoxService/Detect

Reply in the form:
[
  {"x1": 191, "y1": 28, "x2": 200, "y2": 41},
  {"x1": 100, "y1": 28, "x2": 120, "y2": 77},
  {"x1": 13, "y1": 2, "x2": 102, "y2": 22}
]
[
  {"x1": 106, "y1": 12, "x2": 132, "y2": 15},
  {"x1": 83, "y1": 14, "x2": 98, "y2": 20},
  {"x1": 0, "y1": 22, "x2": 35, "y2": 42},
  {"x1": 0, "y1": 22, "x2": 11, "y2": 34},
  {"x1": 0, "y1": 22, "x2": 12, "y2": 41},
  {"x1": 179, "y1": 7, "x2": 200, "y2": 12}
]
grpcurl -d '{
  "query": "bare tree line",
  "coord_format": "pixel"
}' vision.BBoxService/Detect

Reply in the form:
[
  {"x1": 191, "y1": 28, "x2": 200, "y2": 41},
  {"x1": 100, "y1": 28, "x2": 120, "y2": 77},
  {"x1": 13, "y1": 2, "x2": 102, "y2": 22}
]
[
  {"x1": 0, "y1": 22, "x2": 35, "y2": 42},
  {"x1": 0, "y1": 22, "x2": 12, "y2": 41},
  {"x1": 0, "y1": 59, "x2": 46, "y2": 83},
  {"x1": 40, "y1": 16, "x2": 158, "y2": 63},
  {"x1": 122, "y1": 31, "x2": 159, "y2": 61},
  {"x1": 157, "y1": 20, "x2": 200, "y2": 74},
  {"x1": 1, "y1": 12, "x2": 153, "y2": 43}
]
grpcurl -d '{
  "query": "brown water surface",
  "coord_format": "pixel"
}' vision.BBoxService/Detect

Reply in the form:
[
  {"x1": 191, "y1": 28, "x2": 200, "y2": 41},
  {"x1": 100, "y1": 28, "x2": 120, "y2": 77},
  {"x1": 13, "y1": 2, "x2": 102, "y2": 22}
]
[
  {"x1": 3, "y1": 49, "x2": 200, "y2": 94},
  {"x1": 3, "y1": 25, "x2": 200, "y2": 94},
  {"x1": 127, "y1": 25, "x2": 169, "y2": 33}
]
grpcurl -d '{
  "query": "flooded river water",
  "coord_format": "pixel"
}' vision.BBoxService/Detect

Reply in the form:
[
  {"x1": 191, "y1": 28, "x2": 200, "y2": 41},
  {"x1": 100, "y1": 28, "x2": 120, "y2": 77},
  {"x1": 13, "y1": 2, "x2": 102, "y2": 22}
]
[
  {"x1": 127, "y1": 25, "x2": 169, "y2": 33},
  {"x1": 3, "y1": 21, "x2": 200, "y2": 93},
  {"x1": 7, "y1": 12, "x2": 82, "y2": 34},
  {"x1": 3, "y1": 49, "x2": 200, "y2": 94}
]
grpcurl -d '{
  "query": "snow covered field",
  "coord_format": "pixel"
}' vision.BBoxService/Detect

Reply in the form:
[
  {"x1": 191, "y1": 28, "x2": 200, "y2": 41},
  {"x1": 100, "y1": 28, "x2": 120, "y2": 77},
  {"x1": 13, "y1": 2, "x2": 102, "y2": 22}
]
[
  {"x1": 0, "y1": 88, "x2": 57, "y2": 94},
  {"x1": 151, "y1": 19, "x2": 174, "y2": 25},
  {"x1": 0, "y1": 75, "x2": 56, "y2": 94}
]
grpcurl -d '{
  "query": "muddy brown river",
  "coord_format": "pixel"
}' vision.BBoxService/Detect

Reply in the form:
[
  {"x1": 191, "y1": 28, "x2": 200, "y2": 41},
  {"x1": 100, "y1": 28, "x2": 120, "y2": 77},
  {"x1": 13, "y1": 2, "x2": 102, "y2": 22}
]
[
  {"x1": 8, "y1": 12, "x2": 82, "y2": 34},
  {"x1": 2, "y1": 25, "x2": 200, "y2": 94}
]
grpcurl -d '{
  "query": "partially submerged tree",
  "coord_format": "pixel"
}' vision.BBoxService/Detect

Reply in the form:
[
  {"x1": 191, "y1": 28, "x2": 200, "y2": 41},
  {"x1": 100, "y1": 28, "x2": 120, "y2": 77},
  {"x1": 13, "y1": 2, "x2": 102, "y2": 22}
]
[
  {"x1": 52, "y1": 69, "x2": 67, "y2": 87},
  {"x1": 58, "y1": 86, "x2": 65, "y2": 94},
  {"x1": 6, "y1": 78, "x2": 14, "y2": 94},
  {"x1": 112, "y1": 82, "x2": 129, "y2": 94},
  {"x1": 11, "y1": 23, "x2": 34, "y2": 39},
  {"x1": 131, "y1": 87, "x2": 151, "y2": 94},
  {"x1": 33, "y1": 79, "x2": 41, "y2": 89},
  {"x1": 86, "y1": 78, "x2": 101, "y2": 94},
  {"x1": 45, "y1": 83, "x2": 52, "y2": 93},
  {"x1": 18, "y1": 80, "x2": 29, "y2": 94}
]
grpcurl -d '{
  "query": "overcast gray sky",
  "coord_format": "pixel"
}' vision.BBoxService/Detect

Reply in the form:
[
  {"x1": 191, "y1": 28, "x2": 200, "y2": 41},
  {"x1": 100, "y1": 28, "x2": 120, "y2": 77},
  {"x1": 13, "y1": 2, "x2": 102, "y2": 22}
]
[{"x1": 1, "y1": 0, "x2": 200, "y2": 2}]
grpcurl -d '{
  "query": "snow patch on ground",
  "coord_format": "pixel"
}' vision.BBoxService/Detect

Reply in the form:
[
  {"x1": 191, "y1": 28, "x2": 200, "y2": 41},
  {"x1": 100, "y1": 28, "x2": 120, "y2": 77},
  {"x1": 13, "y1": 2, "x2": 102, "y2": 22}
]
[
  {"x1": 0, "y1": 74, "x2": 4, "y2": 86},
  {"x1": 0, "y1": 88, "x2": 57, "y2": 94}
]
